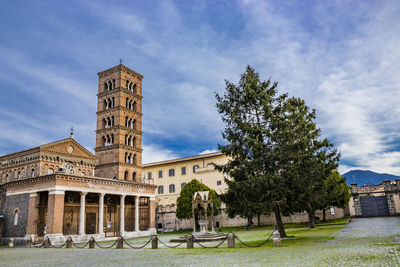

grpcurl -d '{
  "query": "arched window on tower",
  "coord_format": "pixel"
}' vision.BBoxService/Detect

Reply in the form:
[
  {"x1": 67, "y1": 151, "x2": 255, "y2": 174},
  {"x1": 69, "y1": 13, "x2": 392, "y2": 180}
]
[
  {"x1": 112, "y1": 79, "x2": 115, "y2": 89},
  {"x1": 125, "y1": 117, "x2": 129, "y2": 127},
  {"x1": 111, "y1": 116, "x2": 114, "y2": 127},
  {"x1": 126, "y1": 80, "x2": 129, "y2": 90},
  {"x1": 103, "y1": 136, "x2": 106, "y2": 146},
  {"x1": 133, "y1": 172, "x2": 137, "y2": 181},
  {"x1": 133, "y1": 84, "x2": 137, "y2": 94},
  {"x1": 127, "y1": 136, "x2": 131, "y2": 147},
  {"x1": 104, "y1": 100, "x2": 107, "y2": 110},
  {"x1": 111, "y1": 134, "x2": 114, "y2": 144},
  {"x1": 132, "y1": 137, "x2": 135, "y2": 147},
  {"x1": 125, "y1": 152, "x2": 128, "y2": 163},
  {"x1": 132, "y1": 101, "x2": 136, "y2": 112},
  {"x1": 108, "y1": 81, "x2": 112, "y2": 91},
  {"x1": 104, "y1": 82, "x2": 108, "y2": 91},
  {"x1": 132, "y1": 120, "x2": 136, "y2": 130},
  {"x1": 112, "y1": 97, "x2": 115, "y2": 108},
  {"x1": 124, "y1": 171, "x2": 129, "y2": 181},
  {"x1": 132, "y1": 154, "x2": 136, "y2": 165}
]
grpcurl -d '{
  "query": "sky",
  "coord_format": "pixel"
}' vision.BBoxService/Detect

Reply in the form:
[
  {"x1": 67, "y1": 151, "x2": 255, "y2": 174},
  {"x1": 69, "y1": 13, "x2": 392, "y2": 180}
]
[{"x1": 0, "y1": 0, "x2": 399, "y2": 175}]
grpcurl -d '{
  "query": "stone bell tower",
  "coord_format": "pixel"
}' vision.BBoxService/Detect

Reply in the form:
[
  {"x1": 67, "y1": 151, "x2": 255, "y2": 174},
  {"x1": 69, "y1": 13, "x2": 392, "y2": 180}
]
[{"x1": 94, "y1": 64, "x2": 143, "y2": 181}]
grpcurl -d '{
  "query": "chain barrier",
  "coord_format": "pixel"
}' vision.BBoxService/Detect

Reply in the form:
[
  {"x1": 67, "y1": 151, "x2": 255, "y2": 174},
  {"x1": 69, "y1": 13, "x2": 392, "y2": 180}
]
[
  {"x1": 156, "y1": 236, "x2": 186, "y2": 248},
  {"x1": 94, "y1": 238, "x2": 119, "y2": 249},
  {"x1": 121, "y1": 236, "x2": 153, "y2": 249},
  {"x1": 32, "y1": 241, "x2": 45, "y2": 248},
  {"x1": 49, "y1": 241, "x2": 67, "y2": 249},
  {"x1": 234, "y1": 231, "x2": 274, "y2": 248},
  {"x1": 71, "y1": 239, "x2": 90, "y2": 249},
  {"x1": 192, "y1": 234, "x2": 229, "y2": 248}
]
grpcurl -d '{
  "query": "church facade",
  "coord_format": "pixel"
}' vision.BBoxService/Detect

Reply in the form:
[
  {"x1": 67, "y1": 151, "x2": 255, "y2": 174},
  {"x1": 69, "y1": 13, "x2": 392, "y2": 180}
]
[{"x1": 0, "y1": 64, "x2": 157, "y2": 245}]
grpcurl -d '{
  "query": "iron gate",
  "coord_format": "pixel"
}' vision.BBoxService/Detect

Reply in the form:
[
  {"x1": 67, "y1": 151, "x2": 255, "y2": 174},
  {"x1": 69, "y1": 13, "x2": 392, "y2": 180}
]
[{"x1": 360, "y1": 196, "x2": 390, "y2": 217}]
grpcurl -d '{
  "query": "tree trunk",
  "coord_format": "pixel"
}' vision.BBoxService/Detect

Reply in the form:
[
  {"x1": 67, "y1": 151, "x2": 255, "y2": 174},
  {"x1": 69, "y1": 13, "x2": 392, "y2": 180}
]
[
  {"x1": 257, "y1": 213, "x2": 261, "y2": 227},
  {"x1": 307, "y1": 211, "x2": 315, "y2": 229},
  {"x1": 274, "y1": 204, "x2": 287, "y2": 238},
  {"x1": 247, "y1": 216, "x2": 253, "y2": 226},
  {"x1": 322, "y1": 209, "x2": 326, "y2": 222}
]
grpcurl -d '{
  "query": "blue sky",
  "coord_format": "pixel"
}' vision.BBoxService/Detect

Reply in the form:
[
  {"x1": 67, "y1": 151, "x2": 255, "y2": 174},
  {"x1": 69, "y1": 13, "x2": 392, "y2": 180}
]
[{"x1": 0, "y1": 0, "x2": 400, "y2": 174}]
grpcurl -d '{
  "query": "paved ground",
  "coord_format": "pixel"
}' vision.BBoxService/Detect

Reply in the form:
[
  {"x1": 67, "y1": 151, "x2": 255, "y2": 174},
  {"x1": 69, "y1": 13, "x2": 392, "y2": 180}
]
[{"x1": 0, "y1": 217, "x2": 399, "y2": 266}]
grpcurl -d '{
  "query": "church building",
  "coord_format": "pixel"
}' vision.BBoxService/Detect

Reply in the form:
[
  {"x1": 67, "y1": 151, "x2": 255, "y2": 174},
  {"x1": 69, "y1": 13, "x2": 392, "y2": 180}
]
[{"x1": 0, "y1": 64, "x2": 157, "y2": 245}]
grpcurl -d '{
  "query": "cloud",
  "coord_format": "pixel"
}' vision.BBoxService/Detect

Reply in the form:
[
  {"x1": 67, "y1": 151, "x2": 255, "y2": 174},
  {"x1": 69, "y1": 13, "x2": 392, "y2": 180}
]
[
  {"x1": 199, "y1": 149, "x2": 218, "y2": 155},
  {"x1": 142, "y1": 144, "x2": 179, "y2": 164}
]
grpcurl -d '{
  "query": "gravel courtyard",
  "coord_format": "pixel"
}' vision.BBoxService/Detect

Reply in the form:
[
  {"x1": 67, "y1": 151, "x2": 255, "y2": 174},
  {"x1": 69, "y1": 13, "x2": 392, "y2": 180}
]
[{"x1": 0, "y1": 217, "x2": 399, "y2": 266}]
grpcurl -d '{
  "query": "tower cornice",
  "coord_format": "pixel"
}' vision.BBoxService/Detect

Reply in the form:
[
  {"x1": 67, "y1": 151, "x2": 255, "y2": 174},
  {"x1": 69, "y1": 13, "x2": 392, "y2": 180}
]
[
  {"x1": 97, "y1": 64, "x2": 143, "y2": 80},
  {"x1": 97, "y1": 87, "x2": 143, "y2": 100}
]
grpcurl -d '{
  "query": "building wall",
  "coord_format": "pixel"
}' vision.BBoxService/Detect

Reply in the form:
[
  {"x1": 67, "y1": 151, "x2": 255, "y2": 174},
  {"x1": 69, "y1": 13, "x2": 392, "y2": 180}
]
[{"x1": 2, "y1": 193, "x2": 29, "y2": 237}]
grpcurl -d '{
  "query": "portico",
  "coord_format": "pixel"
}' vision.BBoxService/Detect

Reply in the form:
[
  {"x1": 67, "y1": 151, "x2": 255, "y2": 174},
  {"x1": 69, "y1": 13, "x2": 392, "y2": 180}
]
[{"x1": 3, "y1": 173, "x2": 157, "y2": 244}]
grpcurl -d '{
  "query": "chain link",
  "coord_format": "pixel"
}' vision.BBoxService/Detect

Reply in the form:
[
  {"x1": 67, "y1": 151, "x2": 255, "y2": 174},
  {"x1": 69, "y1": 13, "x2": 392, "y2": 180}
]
[
  {"x1": 121, "y1": 236, "x2": 153, "y2": 249},
  {"x1": 71, "y1": 239, "x2": 90, "y2": 249},
  {"x1": 156, "y1": 236, "x2": 186, "y2": 248},
  {"x1": 94, "y1": 238, "x2": 119, "y2": 249},
  {"x1": 192, "y1": 234, "x2": 229, "y2": 248},
  {"x1": 235, "y1": 231, "x2": 274, "y2": 248}
]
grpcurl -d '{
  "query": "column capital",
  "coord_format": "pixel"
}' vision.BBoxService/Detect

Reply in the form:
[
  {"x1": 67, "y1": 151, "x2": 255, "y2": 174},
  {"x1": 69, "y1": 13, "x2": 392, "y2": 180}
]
[
  {"x1": 80, "y1": 192, "x2": 88, "y2": 196},
  {"x1": 98, "y1": 192, "x2": 106, "y2": 197},
  {"x1": 29, "y1": 192, "x2": 38, "y2": 198},
  {"x1": 120, "y1": 194, "x2": 126, "y2": 198},
  {"x1": 49, "y1": 190, "x2": 65, "y2": 195}
]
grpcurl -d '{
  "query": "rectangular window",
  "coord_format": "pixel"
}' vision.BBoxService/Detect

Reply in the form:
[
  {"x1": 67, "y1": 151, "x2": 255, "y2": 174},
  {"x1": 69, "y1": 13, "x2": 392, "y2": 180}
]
[
  {"x1": 217, "y1": 180, "x2": 222, "y2": 186},
  {"x1": 148, "y1": 172, "x2": 152, "y2": 179},
  {"x1": 181, "y1": 167, "x2": 186, "y2": 175},
  {"x1": 158, "y1": 170, "x2": 163, "y2": 178}
]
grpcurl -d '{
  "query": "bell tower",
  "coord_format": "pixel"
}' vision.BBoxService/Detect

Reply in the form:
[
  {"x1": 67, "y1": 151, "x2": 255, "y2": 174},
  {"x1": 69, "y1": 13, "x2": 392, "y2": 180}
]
[{"x1": 94, "y1": 64, "x2": 143, "y2": 182}]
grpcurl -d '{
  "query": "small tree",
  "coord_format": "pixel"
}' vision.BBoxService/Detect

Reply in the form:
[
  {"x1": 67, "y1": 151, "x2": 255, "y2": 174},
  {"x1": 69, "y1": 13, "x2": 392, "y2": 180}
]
[{"x1": 176, "y1": 179, "x2": 221, "y2": 221}]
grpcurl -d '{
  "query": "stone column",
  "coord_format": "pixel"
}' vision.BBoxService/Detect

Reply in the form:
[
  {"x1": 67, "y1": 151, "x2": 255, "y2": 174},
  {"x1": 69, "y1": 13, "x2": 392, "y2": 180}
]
[
  {"x1": 79, "y1": 192, "x2": 87, "y2": 235},
  {"x1": 135, "y1": 196, "x2": 140, "y2": 231},
  {"x1": 46, "y1": 190, "x2": 65, "y2": 235},
  {"x1": 98, "y1": 193, "x2": 105, "y2": 234},
  {"x1": 149, "y1": 197, "x2": 156, "y2": 229},
  {"x1": 120, "y1": 195, "x2": 125, "y2": 235},
  {"x1": 26, "y1": 192, "x2": 39, "y2": 236}
]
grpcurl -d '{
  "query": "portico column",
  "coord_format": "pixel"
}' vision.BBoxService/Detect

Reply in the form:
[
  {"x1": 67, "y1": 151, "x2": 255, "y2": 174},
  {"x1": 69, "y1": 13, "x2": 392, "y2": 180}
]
[
  {"x1": 46, "y1": 190, "x2": 65, "y2": 235},
  {"x1": 98, "y1": 193, "x2": 105, "y2": 234},
  {"x1": 79, "y1": 192, "x2": 87, "y2": 235},
  {"x1": 135, "y1": 196, "x2": 140, "y2": 231},
  {"x1": 26, "y1": 192, "x2": 39, "y2": 236},
  {"x1": 120, "y1": 195, "x2": 125, "y2": 235}
]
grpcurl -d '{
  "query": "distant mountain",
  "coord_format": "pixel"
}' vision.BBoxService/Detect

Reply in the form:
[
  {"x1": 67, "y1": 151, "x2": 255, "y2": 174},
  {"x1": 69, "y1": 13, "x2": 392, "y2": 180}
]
[{"x1": 342, "y1": 170, "x2": 400, "y2": 186}]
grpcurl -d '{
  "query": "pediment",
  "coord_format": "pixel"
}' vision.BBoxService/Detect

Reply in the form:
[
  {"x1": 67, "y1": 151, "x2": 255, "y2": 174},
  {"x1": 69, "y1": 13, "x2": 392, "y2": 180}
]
[{"x1": 40, "y1": 138, "x2": 95, "y2": 160}]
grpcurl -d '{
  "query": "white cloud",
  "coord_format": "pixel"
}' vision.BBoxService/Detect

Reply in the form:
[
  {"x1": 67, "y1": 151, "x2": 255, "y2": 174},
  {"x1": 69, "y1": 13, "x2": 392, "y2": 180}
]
[
  {"x1": 199, "y1": 149, "x2": 218, "y2": 155},
  {"x1": 142, "y1": 144, "x2": 179, "y2": 164}
]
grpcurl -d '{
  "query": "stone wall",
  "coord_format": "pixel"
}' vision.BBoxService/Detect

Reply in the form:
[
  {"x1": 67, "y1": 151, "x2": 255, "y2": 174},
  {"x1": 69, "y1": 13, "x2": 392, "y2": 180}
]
[{"x1": 2, "y1": 193, "x2": 29, "y2": 237}]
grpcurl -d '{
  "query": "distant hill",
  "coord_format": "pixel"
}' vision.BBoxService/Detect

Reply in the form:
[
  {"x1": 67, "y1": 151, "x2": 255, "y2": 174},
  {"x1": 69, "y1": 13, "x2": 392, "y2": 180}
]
[{"x1": 342, "y1": 170, "x2": 400, "y2": 186}]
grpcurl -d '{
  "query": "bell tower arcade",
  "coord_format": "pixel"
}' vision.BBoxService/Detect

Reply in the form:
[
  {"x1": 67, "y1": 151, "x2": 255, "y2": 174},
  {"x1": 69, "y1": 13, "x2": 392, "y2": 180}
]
[{"x1": 94, "y1": 64, "x2": 143, "y2": 182}]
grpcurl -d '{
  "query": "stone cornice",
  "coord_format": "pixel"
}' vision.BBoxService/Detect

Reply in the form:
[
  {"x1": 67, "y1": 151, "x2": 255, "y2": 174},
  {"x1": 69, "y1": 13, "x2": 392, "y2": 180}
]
[
  {"x1": 95, "y1": 162, "x2": 143, "y2": 168},
  {"x1": 96, "y1": 106, "x2": 143, "y2": 117},
  {"x1": 97, "y1": 64, "x2": 143, "y2": 80},
  {"x1": 97, "y1": 88, "x2": 143, "y2": 100},
  {"x1": 1, "y1": 173, "x2": 156, "y2": 191},
  {"x1": 95, "y1": 126, "x2": 142, "y2": 136},
  {"x1": 94, "y1": 144, "x2": 143, "y2": 153}
]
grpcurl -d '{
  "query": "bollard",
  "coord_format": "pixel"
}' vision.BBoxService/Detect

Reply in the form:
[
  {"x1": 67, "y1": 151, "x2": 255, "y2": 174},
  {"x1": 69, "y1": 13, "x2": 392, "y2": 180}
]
[
  {"x1": 66, "y1": 237, "x2": 72, "y2": 248},
  {"x1": 227, "y1": 232, "x2": 235, "y2": 248},
  {"x1": 44, "y1": 237, "x2": 50, "y2": 248},
  {"x1": 186, "y1": 234, "x2": 194, "y2": 249},
  {"x1": 8, "y1": 238, "x2": 14, "y2": 248},
  {"x1": 151, "y1": 236, "x2": 158, "y2": 249},
  {"x1": 89, "y1": 237, "x2": 95, "y2": 249},
  {"x1": 26, "y1": 237, "x2": 32, "y2": 248},
  {"x1": 272, "y1": 230, "x2": 281, "y2": 246},
  {"x1": 116, "y1": 237, "x2": 124, "y2": 249}
]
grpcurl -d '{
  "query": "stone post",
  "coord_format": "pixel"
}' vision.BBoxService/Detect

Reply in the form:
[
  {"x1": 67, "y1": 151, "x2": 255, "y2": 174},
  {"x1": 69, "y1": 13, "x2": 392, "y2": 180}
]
[
  {"x1": 66, "y1": 237, "x2": 72, "y2": 248},
  {"x1": 120, "y1": 195, "x2": 125, "y2": 236},
  {"x1": 135, "y1": 196, "x2": 140, "y2": 232},
  {"x1": 26, "y1": 237, "x2": 32, "y2": 248},
  {"x1": 116, "y1": 237, "x2": 124, "y2": 249},
  {"x1": 98, "y1": 193, "x2": 105, "y2": 234},
  {"x1": 186, "y1": 234, "x2": 194, "y2": 249},
  {"x1": 8, "y1": 238, "x2": 14, "y2": 248},
  {"x1": 273, "y1": 230, "x2": 281, "y2": 246},
  {"x1": 44, "y1": 237, "x2": 50, "y2": 248},
  {"x1": 89, "y1": 237, "x2": 95, "y2": 249},
  {"x1": 151, "y1": 235, "x2": 158, "y2": 249},
  {"x1": 227, "y1": 232, "x2": 235, "y2": 248},
  {"x1": 79, "y1": 192, "x2": 87, "y2": 235}
]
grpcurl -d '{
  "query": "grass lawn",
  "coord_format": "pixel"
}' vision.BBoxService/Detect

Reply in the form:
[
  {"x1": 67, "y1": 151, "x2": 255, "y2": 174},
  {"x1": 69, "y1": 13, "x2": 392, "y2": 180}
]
[{"x1": 0, "y1": 217, "x2": 398, "y2": 266}]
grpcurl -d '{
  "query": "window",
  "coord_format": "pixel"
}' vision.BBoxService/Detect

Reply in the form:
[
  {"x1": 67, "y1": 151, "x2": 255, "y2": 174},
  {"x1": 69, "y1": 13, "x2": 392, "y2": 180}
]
[
  {"x1": 193, "y1": 165, "x2": 199, "y2": 173},
  {"x1": 169, "y1": 184, "x2": 175, "y2": 193},
  {"x1": 148, "y1": 172, "x2": 152, "y2": 179},
  {"x1": 168, "y1": 169, "x2": 175, "y2": 177},
  {"x1": 158, "y1": 170, "x2": 163, "y2": 178},
  {"x1": 217, "y1": 180, "x2": 222, "y2": 186},
  {"x1": 31, "y1": 169, "x2": 35, "y2": 178},
  {"x1": 47, "y1": 169, "x2": 54, "y2": 174},
  {"x1": 13, "y1": 210, "x2": 19, "y2": 226},
  {"x1": 124, "y1": 171, "x2": 129, "y2": 180},
  {"x1": 158, "y1": 186, "x2": 164, "y2": 194},
  {"x1": 133, "y1": 172, "x2": 137, "y2": 181},
  {"x1": 181, "y1": 167, "x2": 186, "y2": 175},
  {"x1": 181, "y1": 182, "x2": 186, "y2": 189}
]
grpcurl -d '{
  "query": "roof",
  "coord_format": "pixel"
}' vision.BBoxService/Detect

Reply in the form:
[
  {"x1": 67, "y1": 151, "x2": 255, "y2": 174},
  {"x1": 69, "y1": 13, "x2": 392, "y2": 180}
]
[
  {"x1": 0, "y1": 137, "x2": 95, "y2": 160},
  {"x1": 143, "y1": 152, "x2": 224, "y2": 167},
  {"x1": 97, "y1": 64, "x2": 143, "y2": 79}
]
